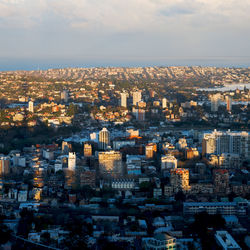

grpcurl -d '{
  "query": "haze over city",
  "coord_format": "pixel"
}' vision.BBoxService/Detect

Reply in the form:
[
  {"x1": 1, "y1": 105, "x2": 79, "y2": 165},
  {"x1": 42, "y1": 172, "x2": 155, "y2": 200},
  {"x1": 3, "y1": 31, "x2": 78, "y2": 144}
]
[{"x1": 0, "y1": 0, "x2": 250, "y2": 70}]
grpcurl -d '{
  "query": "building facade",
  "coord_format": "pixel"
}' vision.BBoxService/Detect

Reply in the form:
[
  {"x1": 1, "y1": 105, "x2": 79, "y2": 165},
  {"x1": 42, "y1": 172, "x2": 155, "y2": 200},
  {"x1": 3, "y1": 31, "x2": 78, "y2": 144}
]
[
  {"x1": 132, "y1": 91, "x2": 142, "y2": 106},
  {"x1": 162, "y1": 98, "x2": 167, "y2": 109},
  {"x1": 0, "y1": 156, "x2": 10, "y2": 175},
  {"x1": 211, "y1": 93, "x2": 221, "y2": 112},
  {"x1": 98, "y1": 151, "x2": 123, "y2": 177},
  {"x1": 68, "y1": 152, "x2": 76, "y2": 171},
  {"x1": 202, "y1": 130, "x2": 250, "y2": 159},
  {"x1": 28, "y1": 100, "x2": 34, "y2": 113},
  {"x1": 145, "y1": 143, "x2": 157, "y2": 159},
  {"x1": 61, "y1": 89, "x2": 69, "y2": 102},
  {"x1": 84, "y1": 143, "x2": 92, "y2": 157},
  {"x1": 215, "y1": 231, "x2": 241, "y2": 250},
  {"x1": 161, "y1": 155, "x2": 177, "y2": 171},
  {"x1": 170, "y1": 168, "x2": 190, "y2": 192},
  {"x1": 120, "y1": 92, "x2": 128, "y2": 108},
  {"x1": 99, "y1": 128, "x2": 110, "y2": 150},
  {"x1": 184, "y1": 202, "x2": 238, "y2": 215},
  {"x1": 226, "y1": 96, "x2": 232, "y2": 112},
  {"x1": 142, "y1": 234, "x2": 176, "y2": 250},
  {"x1": 213, "y1": 169, "x2": 230, "y2": 194}
]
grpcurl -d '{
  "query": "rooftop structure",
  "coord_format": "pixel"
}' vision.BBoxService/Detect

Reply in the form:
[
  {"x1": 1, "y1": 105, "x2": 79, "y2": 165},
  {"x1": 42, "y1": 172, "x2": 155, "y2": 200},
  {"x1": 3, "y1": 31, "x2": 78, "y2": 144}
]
[{"x1": 215, "y1": 231, "x2": 241, "y2": 250}]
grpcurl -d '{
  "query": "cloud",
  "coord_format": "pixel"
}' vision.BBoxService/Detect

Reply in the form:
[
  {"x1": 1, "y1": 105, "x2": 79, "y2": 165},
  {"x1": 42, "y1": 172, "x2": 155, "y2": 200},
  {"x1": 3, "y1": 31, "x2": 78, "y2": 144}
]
[
  {"x1": 0, "y1": 0, "x2": 250, "y2": 67},
  {"x1": 0, "y1": 0, "x2": 249, "y2": 32},
  {"x1": 0, "y1": 0, "x2": 48, "y2": 27}
]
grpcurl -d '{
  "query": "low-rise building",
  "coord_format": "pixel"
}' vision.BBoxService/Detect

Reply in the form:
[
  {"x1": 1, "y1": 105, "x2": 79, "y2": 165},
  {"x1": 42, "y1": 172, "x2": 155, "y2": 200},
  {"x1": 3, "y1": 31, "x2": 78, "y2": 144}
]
[
  {"x1": 142, "y1": 233, "x2": 176, "y2": 250},
  {"x1": 111, "y1": 179, "x2": 135, "y2": 190},
  {"x1": 215, "y1": 231, "x2": 241, "y2": 250},
  {"x1": 161, "y1": 154, "x2": 177, "y2": 172},
  {"x1": 183, "y1": 201, "x2": 247, "y2": 216},
  {"x1": 113, "y1": 139, "x2": 135, "y2": 150}
]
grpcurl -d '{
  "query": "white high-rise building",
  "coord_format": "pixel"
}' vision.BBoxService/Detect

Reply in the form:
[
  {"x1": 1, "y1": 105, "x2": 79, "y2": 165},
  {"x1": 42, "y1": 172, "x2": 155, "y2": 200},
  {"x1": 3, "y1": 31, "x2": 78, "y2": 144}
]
[
  {"x1": 133, "y1": 91, "x2": 142, "y2": 106},
  {"x1": 28, "y1": 101, "x2": 34, "y2": 113},
  {"x1": 211, "y1": 93, "x2": 221, "y2": 112},
  {"x1": 99, "y1": 128, "x2": 110, "y2": 150},
  {"x1": 202, "y1": 129, "x2": 250, "y2": 159},
  {"x1": 120, "y1": 92, "x2": 128, "y2": 108},
  {"x1": 162, "y1": 98, "x2": 167, "y2": 109},
  {"x1": 68, "y1": 152, "x2": 76, "y2": 171}
]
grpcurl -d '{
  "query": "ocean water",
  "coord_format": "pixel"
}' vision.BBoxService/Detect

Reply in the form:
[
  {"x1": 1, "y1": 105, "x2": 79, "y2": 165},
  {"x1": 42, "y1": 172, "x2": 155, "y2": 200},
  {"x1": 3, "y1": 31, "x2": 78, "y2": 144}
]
[{"x1": 198, "y1": 83, "x2": 250, "y2": 92}]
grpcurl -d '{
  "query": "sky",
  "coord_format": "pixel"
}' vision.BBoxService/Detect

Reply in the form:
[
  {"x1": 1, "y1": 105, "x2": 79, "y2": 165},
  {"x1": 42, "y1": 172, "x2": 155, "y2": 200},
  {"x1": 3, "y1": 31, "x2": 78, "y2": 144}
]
[{"x1": 0, "y1": 0, "x2": 250, "y2": 70}]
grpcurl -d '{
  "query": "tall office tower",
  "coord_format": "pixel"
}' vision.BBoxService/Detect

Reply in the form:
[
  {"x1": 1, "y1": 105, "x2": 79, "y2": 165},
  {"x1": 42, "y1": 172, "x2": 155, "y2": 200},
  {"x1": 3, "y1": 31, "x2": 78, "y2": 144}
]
[
  {"x1": 161, "y1": 155, "x2": 178, "y2": 171},
  {"x1": 226, "y1": 96, "x2": 232, "y2": 112},
  {"x1": 145, "y1": 143, "x2": 157, "y2": 159},
  {"x1": 84, "y1": 143, "x2": 92, "y2": 157},
  {"x1": 211, "y1": 93, "x2": 221, "y2": 112},
  {"x1": 0, "y1": 156, "x2": 10, "y2": 175},
  {"x1": 28, "y1": 100, "x2": 34, "y2": 113},
  {"x1": 132, "y1": 91, "x2": 142, "y2": 106},
  {"x1": 120, "y1": 92, "x2": 128, "y2": 108},
  {"x1": 213, "y1": 169, "x2": 229, "y2": 194},
  {"x1": 202, "y1": 130, "x2": 250, "y2": 159},
  {"x1": 98, "y1": 151, "x2": 123, "y2": 177},
  {"x1": 170, "y1": 168, "x2": 190, "y2": 192},
  {"x1": 68, "y1": 152, "x2": 76, "y2": 171},
  {"x1": 61, "y1": 89, "x2": 69, "y2": 103},
  {"x1": 99, "y1": 128, "x2": 110, "y2": 150},
  {"x1": 162, "y1": 98, "x2": 167, "y2": 109}
]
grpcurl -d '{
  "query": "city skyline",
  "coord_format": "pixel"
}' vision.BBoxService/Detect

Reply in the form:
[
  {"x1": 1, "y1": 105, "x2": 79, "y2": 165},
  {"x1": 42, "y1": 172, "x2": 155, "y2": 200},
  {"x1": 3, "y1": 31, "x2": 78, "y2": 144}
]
[{"x1": 0, "y1": 1, "x2": 249, "y2": 248}]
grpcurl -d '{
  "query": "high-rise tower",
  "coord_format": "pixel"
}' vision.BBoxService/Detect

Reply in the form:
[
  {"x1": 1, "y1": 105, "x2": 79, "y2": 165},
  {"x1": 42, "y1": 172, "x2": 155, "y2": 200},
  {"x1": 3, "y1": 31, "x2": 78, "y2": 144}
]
[
  {"x1": 211, "y1": 93, "x2": 221, "y2": 112},
  {"x1": 99, "y1": 128, "x2": 110, "y2": 150},
  {"x1": 28, "y1": 100, "x2": 34, "y2": 113},
  {"x1": 120, "y1": 92, "x2": 128, "y2": 108},
  {"x1": 61, "y1": 89, "x2": 69, "y2": 103},
  {"x1": 226, "y1": 96, "x2": 232, "y2": 112},
  {"x1": 162, "y1": 98, "x2": 167, "y2": 109},
  {"x1": 68, "y1": 152, "x2": 76, "y2": 171},
  {"x1": 132, "y1": 91, "x2": 142, "y2": 106}
]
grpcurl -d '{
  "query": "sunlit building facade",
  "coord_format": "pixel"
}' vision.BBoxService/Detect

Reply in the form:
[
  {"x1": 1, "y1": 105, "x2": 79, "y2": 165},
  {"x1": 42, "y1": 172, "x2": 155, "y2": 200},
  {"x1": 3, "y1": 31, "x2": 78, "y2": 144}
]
[{"x1": 99, "y1": 128, "x2": 110, "y2": 150}]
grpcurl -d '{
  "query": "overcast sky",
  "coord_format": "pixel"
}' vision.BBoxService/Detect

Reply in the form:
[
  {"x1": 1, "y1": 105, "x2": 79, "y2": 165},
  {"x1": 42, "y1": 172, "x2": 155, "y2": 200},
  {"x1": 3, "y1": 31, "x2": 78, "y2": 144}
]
[{"x1": 0, "y1": 0, "x2": 250, "y2": 70}]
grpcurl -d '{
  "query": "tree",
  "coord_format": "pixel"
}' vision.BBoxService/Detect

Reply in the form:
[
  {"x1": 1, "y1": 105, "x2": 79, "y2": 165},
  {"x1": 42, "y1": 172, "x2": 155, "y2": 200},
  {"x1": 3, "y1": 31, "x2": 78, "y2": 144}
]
[
  {"x1": 175, "y1": 190, "x2": 186, "y2": 202},
  {"x1": 228, "y1": 192, "x2": 237, "y2": 202},
  {"x1": 17, "y1": 209, "x2": 34, "y2": 237},
  {"x1": 0, "y1": 214, "x2": 11, "y2": 245},
  {"x1": 191, "y1": 212, "x2": 226, "y2": 249},
  {"x1": 41, "y1": 232, "x2": 51, "y2": 244},
  {"x1": 67, "y1": 104, "x2": 77, "y2": 116},
  {"x1": 139, "y1": 181, "x2": 153, "y2": 192}
]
